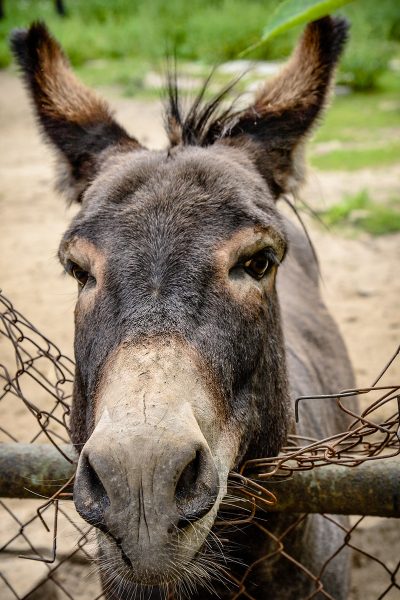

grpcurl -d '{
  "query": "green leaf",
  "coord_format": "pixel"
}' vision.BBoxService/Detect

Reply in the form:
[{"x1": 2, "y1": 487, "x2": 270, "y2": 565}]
[{"x1": 240, "y1": 0, "x2": 355, "y2": 57}]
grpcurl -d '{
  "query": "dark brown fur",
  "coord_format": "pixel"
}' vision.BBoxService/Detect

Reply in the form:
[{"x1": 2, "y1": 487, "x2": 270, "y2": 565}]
[{"x1": 11, "y1": 17, "x2": 354, "y2": 599}]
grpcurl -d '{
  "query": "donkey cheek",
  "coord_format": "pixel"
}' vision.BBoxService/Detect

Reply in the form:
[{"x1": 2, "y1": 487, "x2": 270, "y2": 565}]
[{"x1": 74, "y1": 290, "x2": 97, "y2": 325}]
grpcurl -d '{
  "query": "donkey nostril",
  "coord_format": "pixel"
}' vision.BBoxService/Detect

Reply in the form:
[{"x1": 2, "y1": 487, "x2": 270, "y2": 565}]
[
  {"x1": 175, "y1": 449, "x2": 219, "y2": 527},
  {"x1": 73, "y1": 454, "x2": 110, "y2": 530},
  {"x1": 87, "y1": 457, "x2": 110, "y2": 509},
  {"x1": 175, "y1": 451, "x2": 201, "y2": 506}
]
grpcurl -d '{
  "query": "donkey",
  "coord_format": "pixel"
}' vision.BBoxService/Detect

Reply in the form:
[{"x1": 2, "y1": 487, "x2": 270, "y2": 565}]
[{"x1": 11, "y1": 16, "x2": 355, "y2": 599}]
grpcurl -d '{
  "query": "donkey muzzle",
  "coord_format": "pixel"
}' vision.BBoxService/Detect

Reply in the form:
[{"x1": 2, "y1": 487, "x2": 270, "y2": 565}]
[{"x1": 73, "y1": 338, "x2": 230, "y2": 583}]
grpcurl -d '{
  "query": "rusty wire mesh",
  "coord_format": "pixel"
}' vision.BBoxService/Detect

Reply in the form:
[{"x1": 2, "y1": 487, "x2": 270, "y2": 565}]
[{"x1": 0, "y1": 290, "x2": 399, "y2": 599}]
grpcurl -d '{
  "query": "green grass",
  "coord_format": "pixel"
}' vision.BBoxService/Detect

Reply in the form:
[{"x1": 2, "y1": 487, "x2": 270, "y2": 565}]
[
  {"x1": 0, "y1": 0, "x2": 287, "y2": 70},
  {"x1": 320, "y1": 190, "x2": 400, "y2": 235},
  {"x1": 308, "y1": 70, "x2": 400, "y2": 170},
  {"x1": 1, "y1": 0, "x2": 399, "y2": 92},
  {"x1": 311, "y1": 142, "x2": 400, "y2": 171},
  {"x1": 312, "y1": 73, "x2": 400, "y2": 145},
  {"x1": 75, "y1": 58, "x2": 151, "y2": 97}
]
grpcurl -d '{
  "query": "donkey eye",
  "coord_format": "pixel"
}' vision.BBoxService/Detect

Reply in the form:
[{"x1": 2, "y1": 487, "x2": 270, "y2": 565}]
[
  {"x1": 243, "y1": 249, "x2": 273, "y2": 280},
  {"x1": 66, "y1": 261, "x2": 89, "y2": 287}
]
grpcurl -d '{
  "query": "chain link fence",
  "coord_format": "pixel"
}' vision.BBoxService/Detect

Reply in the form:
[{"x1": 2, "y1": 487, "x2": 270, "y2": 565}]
[{"x1": 0, "y1": 291, "x2": 399, "y2": 599}]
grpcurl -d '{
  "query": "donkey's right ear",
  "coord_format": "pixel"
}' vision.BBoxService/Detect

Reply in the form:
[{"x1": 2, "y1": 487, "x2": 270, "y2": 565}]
[{"x1": 10, "y1": 22, "x2": 142, "y2": 203}]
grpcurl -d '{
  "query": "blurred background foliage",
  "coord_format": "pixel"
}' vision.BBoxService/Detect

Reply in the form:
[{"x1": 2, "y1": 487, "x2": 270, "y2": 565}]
[
  {"x1": 1, "y1": 0, "x2": 399, "y2": 234},
  {"x1": 0, "y1": 0, "x2": 399, "y2": 90}
]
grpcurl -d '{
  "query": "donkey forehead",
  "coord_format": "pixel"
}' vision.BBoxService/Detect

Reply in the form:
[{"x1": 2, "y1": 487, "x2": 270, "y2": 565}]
[
  {"x1": 66, "y1": 145, "x2": 285, "y2": 247},
  {"x1": 86, "y1": 145, "x2": 276, "y2": 216}
]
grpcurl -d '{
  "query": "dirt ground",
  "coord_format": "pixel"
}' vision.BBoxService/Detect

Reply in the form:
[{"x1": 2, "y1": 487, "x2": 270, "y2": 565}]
[{"x1": 0, "y1": 70, "x2": 399, "y2": 598}]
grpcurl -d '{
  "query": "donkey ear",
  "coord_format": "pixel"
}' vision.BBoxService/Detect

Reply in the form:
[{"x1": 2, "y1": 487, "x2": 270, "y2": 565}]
[
  {"x1": 10, "y1": 22, "x2": 141, "y2": 203},
  {"x1": 221, "y1": 17, "x2": 349, "y2": 198}
]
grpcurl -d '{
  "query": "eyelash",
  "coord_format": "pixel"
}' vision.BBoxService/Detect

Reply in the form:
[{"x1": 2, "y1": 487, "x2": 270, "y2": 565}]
[
  {"x1": 240, "y1": 248, "x2": 279, "y2": 280},
  {"x1": 65, "y1": 260, "x2": 91, "y2": 287}
]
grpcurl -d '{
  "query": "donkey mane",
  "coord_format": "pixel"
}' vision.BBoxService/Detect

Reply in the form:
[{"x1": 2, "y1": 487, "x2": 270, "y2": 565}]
[{"x1": 165, "y1": 70, "x2": 244, "y2": 147}]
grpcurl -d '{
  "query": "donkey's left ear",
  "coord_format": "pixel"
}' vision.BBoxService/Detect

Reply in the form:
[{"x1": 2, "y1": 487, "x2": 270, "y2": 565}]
[
  {"x1": 220, "y1": 16, "x2": 349, "y2": 198},
  {"x1": 10, "y1": 22, "x2": 142, "y2": 203}
]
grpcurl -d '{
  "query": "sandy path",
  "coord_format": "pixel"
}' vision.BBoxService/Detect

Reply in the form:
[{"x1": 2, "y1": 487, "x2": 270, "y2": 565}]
[{"x1": 0, "y1": 70, "x2": 399, "y2": 599}]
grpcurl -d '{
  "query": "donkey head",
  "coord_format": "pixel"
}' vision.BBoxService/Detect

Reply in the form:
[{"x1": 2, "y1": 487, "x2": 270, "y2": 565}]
[{"x1": 11, "y1": 17, "x2": 347, "y2": 592}]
